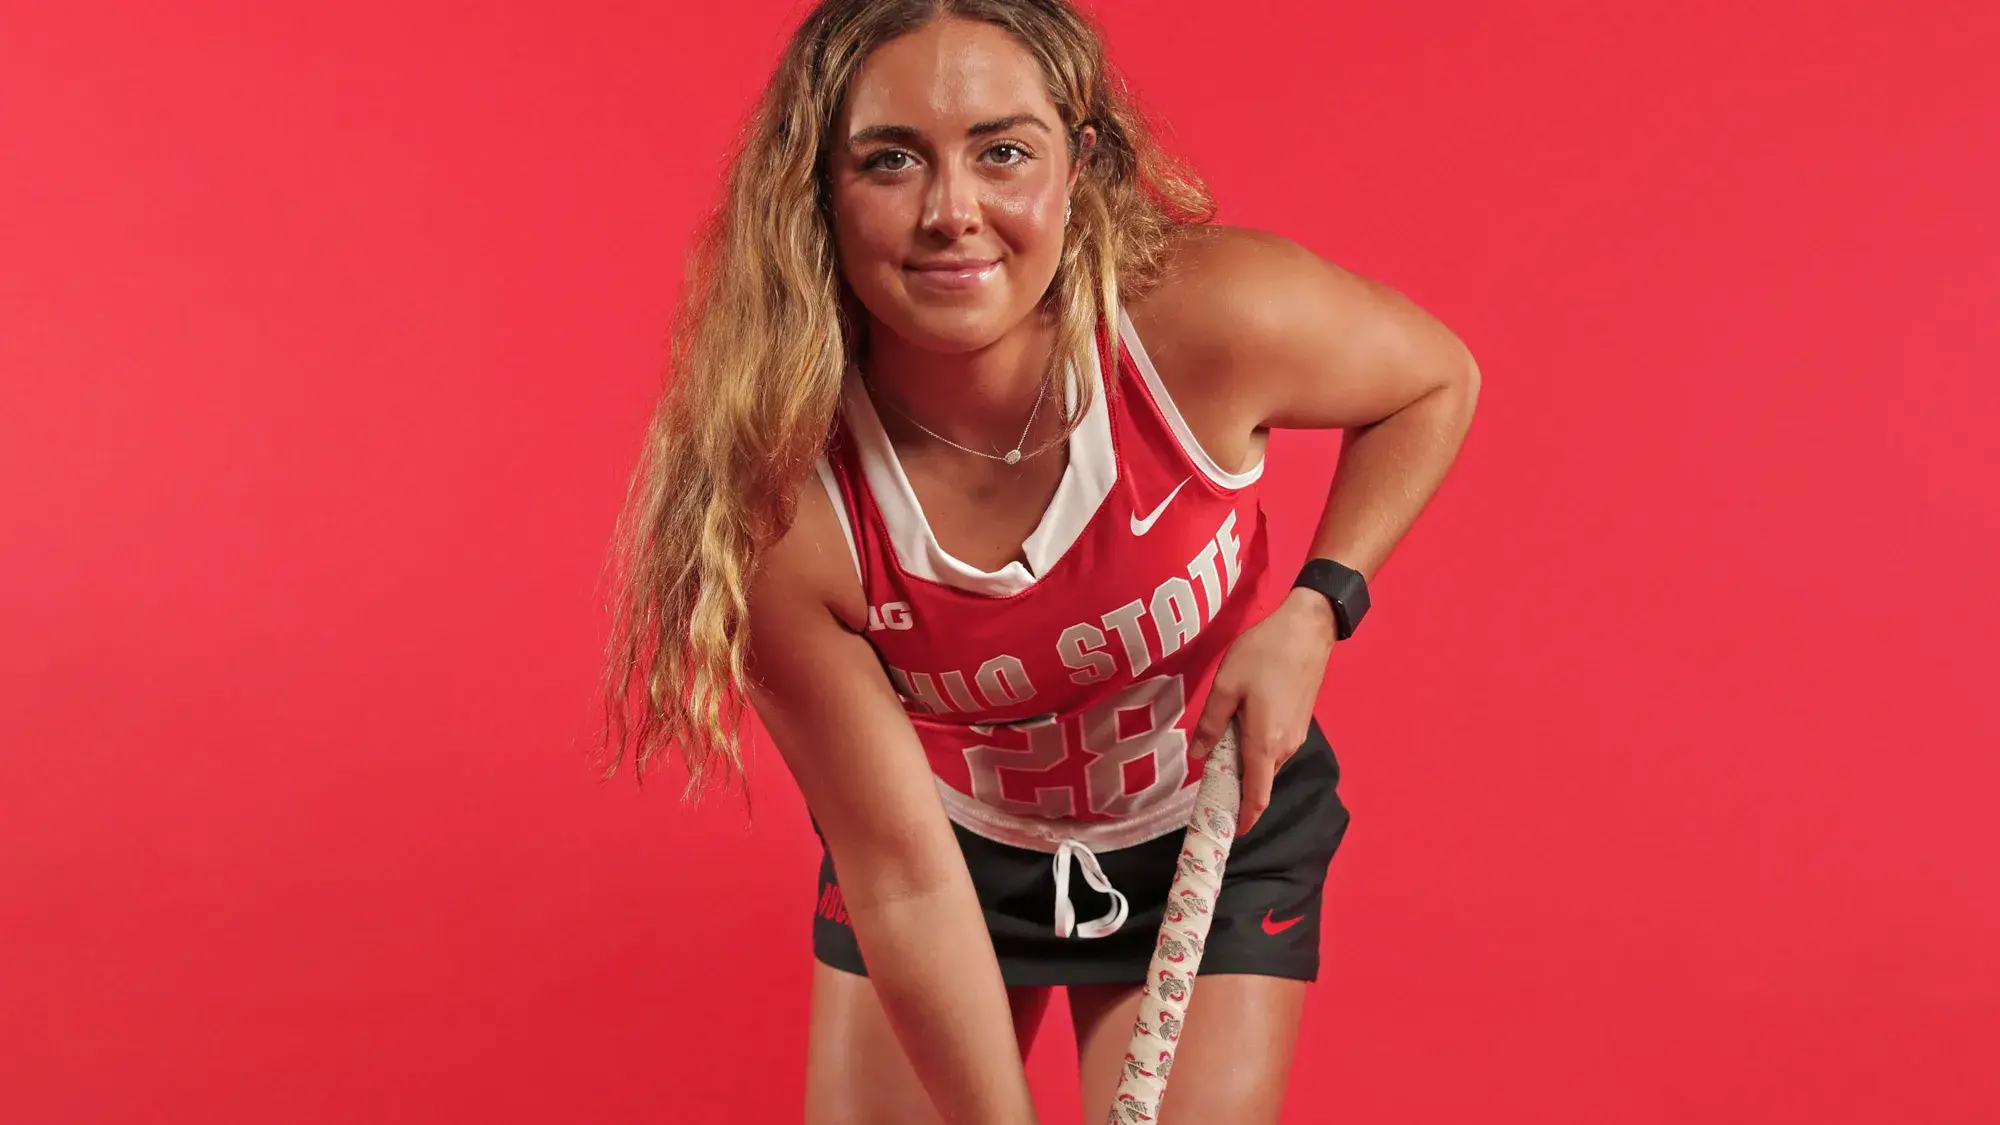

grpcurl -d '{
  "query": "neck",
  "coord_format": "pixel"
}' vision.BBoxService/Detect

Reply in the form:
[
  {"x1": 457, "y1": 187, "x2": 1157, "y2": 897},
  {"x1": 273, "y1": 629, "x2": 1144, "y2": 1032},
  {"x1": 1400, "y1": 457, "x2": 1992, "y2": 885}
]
[{"x1": 860, "y1": 314, "x2": 1059, "y2": 453}]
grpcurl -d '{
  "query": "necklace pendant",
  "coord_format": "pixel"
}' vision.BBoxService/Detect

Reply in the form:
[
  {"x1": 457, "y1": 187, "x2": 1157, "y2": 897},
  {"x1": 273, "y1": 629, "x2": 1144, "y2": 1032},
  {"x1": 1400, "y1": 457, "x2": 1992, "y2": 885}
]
[{"x1": 1004, "y1": 448, "x2": 1022, "y2": 465}]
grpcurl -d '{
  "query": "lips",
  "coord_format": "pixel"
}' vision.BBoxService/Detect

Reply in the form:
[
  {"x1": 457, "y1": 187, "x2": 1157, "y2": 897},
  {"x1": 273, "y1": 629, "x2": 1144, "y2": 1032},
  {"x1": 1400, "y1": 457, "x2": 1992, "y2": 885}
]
[{"x1": 904, "y1": 258, "x2": 999, "y2": 291}]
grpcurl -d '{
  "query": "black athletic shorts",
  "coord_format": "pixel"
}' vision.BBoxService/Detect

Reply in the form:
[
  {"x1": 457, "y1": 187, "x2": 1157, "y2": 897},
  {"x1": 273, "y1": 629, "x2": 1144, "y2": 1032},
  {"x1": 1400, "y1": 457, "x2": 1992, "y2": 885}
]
[{"x1": 812, "y1": 719, "x2": 1351, "y2": 988}]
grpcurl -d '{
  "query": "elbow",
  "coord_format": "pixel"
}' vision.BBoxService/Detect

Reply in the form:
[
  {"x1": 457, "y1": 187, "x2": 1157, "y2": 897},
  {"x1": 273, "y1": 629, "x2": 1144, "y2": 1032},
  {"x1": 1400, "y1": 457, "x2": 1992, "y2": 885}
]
[
  {"x1": 1441, "y1": 338, "x2": 1481, "y2": 421},
  {"x1": 823, "y1": 825, "x2": 964, "y2": 914}
]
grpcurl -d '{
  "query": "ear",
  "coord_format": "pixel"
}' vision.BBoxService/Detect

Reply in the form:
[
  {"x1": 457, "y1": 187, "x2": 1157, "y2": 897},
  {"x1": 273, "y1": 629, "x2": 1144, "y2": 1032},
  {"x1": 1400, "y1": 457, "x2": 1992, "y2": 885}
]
[{"x1": 1067, "y1": 123, "x2": 1098, "y2": 192}]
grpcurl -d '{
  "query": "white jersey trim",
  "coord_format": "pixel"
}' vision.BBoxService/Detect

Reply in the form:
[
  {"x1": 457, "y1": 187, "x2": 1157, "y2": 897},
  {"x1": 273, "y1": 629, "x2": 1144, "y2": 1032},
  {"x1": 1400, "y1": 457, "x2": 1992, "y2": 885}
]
[
  {"x1": 935, "y1": 777, "x2": 1197, "y2": 853},
  {"x1": 1117, "y1": 308, "x2": 1265, "y2": 489},
  {"x1": 839, "y1": 331, "x2": 1116, "y2": 597},
  {"x1": 813, "y1": 454, "x2": 863, "y2": 584}
]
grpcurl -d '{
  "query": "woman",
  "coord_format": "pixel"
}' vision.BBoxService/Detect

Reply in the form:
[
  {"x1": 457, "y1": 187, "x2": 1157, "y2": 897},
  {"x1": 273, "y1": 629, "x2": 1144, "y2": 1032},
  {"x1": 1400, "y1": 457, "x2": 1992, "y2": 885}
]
[{"x1": 601, "y1": 1, "x2": 1478, "y2": 1121}]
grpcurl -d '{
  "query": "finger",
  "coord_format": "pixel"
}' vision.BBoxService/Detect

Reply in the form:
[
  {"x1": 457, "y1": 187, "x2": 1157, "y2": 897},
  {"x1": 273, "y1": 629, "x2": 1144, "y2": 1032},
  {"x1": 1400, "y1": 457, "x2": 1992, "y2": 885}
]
[
  {"x1": 1190, "y1": 680, "x2": 1242, "y2": 760},
  {"x1": 1235, "y1": 740, "x2": 1276, "y2": 837},
  {"x1": 1267, "y1": 722, "x2": 1304, "y2": 775},
  {"x1": 1234, "y1": 701, "x2": 1277, "y2": 837}
]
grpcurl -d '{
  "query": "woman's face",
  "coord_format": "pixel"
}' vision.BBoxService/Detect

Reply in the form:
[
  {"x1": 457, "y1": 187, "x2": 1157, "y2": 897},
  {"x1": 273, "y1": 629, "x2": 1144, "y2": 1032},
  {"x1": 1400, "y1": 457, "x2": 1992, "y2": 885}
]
[{"x1": 828, "y1": 18, "x2": 1085, "y2": 356}]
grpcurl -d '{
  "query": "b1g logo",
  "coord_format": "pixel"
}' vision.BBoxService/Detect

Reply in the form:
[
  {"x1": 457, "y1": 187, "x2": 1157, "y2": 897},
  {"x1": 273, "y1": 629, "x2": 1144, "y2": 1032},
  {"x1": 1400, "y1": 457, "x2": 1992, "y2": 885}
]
[{"x1": 867, "y1": 601, "x2": 914, "y2": 633}]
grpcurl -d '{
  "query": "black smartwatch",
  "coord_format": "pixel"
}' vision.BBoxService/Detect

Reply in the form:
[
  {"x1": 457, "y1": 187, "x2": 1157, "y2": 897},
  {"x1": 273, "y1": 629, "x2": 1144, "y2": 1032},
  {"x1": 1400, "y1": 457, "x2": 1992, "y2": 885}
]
[{"x1": 1293, "y1": 557, "x2": 1370, "y2": 640}]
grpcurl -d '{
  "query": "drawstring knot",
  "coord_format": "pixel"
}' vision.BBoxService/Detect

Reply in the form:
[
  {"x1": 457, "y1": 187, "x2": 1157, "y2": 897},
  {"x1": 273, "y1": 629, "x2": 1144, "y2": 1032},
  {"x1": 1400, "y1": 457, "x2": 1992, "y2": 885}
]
[{"x1": 1052, "y1": 838, "x2": 1128, "y2": 939}]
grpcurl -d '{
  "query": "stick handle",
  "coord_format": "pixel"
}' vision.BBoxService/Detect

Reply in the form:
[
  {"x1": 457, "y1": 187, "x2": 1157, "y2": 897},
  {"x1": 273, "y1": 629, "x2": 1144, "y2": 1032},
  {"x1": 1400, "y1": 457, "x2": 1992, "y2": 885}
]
[{"x1": 1105, "y1": 721, "x2": 1244, "y2": 1124}]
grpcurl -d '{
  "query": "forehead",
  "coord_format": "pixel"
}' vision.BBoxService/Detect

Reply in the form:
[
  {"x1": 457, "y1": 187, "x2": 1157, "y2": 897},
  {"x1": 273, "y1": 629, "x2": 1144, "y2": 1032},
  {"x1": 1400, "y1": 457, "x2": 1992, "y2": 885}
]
[{"x1": 841, "y1": 18, "x2": 1056, "y2": 135}]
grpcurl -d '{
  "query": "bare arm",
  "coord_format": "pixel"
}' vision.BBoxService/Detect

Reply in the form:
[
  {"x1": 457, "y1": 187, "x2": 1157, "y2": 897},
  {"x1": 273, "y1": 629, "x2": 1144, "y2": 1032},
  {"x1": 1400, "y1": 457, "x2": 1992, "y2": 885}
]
[
  {"x1": 743, "y1": 482, "x2": 1037, "y2": 1125},
  {"x1": 1139, "y1": 225, "x2": 1481, "y2": 581},
  {"x1": 1135, "y1": 226, "x2": 1481, "y2": 828},
  {"x1": 1223, "y1": 230, "x2": 1481, "y2": 584}
]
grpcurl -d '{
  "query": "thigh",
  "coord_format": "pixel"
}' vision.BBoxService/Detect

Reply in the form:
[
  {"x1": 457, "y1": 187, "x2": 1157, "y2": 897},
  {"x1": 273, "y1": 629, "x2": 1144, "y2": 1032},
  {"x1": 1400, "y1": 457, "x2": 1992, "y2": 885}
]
[
  {"x1": 804, "y1": 960, "x2": 1052, "y2": 1125},
  {"x1": 1069, "y1": 975, "x2": 1307, "y2": 1125}
]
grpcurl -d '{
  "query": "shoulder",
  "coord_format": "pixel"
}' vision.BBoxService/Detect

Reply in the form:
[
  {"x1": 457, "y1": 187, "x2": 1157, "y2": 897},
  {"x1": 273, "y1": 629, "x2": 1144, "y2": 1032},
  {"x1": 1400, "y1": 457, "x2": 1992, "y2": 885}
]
[
  {"x1": 1125, "y1": 225, "x2": 1334, "y2": 381},
  {"x1": 750, "y1": 459, "x2": 868, "y2": 636},
  {"x1": 1125, "y1": 224, "x2": 1477, "y2": 433},
  {"x1": 1143, "y1": 223, "x2": 1337, "y2": 319},
  {"x1": 1120, "y1": 225, "x2": 1342, "y2": 459}
]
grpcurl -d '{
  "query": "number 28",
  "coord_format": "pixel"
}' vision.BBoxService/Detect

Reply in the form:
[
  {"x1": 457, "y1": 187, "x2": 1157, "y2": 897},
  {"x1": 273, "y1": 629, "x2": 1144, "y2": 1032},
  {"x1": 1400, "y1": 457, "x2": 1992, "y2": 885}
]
[{"x1": 962, "y1": 674, "x2": 1189, "y2": 819}]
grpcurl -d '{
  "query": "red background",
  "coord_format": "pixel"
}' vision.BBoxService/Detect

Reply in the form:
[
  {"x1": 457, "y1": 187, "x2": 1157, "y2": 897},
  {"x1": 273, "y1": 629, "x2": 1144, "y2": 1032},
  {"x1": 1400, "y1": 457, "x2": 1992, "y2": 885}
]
[{"x1": 3, "y1": 1, "x2": 1995, "y2": 1122}]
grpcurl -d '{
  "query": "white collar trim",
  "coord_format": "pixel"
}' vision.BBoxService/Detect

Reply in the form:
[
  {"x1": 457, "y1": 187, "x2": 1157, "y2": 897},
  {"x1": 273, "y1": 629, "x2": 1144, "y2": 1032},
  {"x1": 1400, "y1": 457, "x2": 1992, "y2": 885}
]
[{"x1": 840, "y1": 332, "x2": 1116, "y2": 597}]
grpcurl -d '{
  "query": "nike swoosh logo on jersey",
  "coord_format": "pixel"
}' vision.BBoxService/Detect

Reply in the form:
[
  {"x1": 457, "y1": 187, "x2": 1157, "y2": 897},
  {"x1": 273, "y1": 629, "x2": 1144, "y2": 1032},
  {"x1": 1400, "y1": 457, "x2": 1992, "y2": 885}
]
[
  {"x1": 1261, "y1": 910, "x2": 1304, "y2": 935},
  {"x1": 1130, "y1": 477, "x2": 1191, "y2": 536}
]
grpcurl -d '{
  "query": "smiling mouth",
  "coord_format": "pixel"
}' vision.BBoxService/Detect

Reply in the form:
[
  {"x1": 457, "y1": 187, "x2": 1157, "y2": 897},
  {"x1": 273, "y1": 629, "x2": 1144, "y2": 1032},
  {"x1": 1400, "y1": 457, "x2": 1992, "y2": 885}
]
[{"x1": 904, "y1": 260, "x2": 1000, "y2": 290}]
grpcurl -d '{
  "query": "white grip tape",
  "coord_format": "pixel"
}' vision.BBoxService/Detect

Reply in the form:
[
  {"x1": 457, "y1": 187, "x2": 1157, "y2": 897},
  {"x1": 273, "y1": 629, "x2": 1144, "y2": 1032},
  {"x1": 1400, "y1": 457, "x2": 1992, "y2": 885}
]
[{"x1": 1105, "y1": 720, "x2": 1243, "y2": 1124}]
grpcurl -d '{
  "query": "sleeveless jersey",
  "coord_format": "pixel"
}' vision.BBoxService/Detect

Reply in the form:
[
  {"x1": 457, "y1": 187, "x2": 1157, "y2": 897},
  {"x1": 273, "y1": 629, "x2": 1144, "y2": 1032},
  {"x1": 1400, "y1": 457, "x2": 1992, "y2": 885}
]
[{"x1": 816, "y1": 309, "x2": 1273, "y2": 857}]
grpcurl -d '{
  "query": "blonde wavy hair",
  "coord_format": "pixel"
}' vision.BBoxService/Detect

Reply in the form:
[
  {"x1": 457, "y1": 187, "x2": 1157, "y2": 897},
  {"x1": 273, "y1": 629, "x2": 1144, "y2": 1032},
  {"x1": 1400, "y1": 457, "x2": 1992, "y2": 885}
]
[{"x1": 598, "y1": 0, "x2": 1214, "y2": 795}]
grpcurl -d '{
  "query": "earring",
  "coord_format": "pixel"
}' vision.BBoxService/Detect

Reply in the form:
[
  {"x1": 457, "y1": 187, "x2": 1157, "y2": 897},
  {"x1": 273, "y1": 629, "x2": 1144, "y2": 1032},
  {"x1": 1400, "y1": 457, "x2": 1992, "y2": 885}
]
[{"x1": 1065, "y1": 201, "x2": 1073, "y2": 225}]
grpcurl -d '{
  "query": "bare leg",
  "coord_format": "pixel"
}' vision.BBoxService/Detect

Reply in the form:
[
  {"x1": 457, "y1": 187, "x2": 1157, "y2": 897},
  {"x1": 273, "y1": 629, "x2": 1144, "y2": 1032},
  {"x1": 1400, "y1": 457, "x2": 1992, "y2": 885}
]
[
  {"x1": 804, "y1": 960, "x2": 1052, "y2": 1125},
  {"x1": 1069, "y1": 976, "x2": 1307, "y2": 1124}
]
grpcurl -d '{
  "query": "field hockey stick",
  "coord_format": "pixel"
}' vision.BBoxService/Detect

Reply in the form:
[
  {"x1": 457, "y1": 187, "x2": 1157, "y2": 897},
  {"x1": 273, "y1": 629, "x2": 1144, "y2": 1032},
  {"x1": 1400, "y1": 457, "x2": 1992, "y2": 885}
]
[{"x1": 1105, "y1": 718, "x2": 1245, "y2": 1125}]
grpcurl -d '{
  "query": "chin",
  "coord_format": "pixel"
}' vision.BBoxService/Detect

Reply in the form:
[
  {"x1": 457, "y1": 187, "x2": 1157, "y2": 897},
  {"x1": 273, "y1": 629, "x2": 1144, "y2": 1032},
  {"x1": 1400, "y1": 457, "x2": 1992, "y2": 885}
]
[{"x1": 873, "y1": 298, "x2": 1022, "y2": 356}]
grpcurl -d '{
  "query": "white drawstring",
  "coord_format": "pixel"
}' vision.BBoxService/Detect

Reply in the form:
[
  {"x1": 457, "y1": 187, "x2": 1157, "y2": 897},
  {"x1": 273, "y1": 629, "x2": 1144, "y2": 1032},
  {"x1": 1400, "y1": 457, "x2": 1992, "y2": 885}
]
[{"x1": 1052, "y1": 838, "x2": 1128, "y2": 939}]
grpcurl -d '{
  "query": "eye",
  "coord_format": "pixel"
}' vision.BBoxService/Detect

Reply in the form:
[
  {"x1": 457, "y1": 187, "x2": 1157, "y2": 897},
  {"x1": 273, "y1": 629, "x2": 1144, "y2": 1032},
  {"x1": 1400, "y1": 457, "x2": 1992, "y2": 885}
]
[
  {"x1": 862, "y1": 149, "x2": 916, "y2": 173},
  {"x1": 986, "y1": 143, "x2": 1032, "y2": 166}
]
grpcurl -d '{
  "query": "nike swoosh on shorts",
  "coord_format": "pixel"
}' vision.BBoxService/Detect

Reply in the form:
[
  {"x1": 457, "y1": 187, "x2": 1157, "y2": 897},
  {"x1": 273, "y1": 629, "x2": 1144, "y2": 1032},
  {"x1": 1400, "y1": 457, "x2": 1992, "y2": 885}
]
[{"x1": 1261, "y1": 910, "x2": 1304, "y2": 935}]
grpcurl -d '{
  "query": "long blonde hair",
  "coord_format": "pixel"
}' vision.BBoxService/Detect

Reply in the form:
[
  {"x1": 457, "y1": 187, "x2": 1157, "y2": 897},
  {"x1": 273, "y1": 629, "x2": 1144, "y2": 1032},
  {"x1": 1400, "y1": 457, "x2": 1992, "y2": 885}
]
[{"x1": 598, "y1": 0, "x2": 1213, "y2": 795}]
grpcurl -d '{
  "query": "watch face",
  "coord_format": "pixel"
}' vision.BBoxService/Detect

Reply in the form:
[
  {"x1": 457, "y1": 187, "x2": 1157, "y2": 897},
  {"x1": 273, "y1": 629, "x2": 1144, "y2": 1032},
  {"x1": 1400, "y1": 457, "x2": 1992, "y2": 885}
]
[
  {"x1": 1340, "y1": 575, "x2": 1369, "y2": 615},
  {"x1": 1296, "y1": 559, "x2": 1367, "y2": 638}
]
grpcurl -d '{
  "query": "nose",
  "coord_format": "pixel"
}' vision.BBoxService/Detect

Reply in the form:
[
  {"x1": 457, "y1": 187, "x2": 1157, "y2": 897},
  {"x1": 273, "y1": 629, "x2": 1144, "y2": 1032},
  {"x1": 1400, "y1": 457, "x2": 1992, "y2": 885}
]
[{"x1": 920, "y1": 158, "x2": 981, "y2": 240}]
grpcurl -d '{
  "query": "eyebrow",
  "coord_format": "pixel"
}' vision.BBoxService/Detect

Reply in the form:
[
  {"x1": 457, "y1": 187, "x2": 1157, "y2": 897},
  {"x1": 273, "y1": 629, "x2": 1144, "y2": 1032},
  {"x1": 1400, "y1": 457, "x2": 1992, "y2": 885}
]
[{"x1": 847, "y1": 113, "x2": 1054, "y2": 148}]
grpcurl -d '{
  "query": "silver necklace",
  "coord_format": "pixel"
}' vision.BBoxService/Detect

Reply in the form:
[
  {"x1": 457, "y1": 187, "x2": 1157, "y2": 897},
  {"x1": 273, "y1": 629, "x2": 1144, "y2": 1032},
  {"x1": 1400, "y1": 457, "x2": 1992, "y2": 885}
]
[{"x1": 871, "y1": 369, "x2": 1054, "y2": 465}]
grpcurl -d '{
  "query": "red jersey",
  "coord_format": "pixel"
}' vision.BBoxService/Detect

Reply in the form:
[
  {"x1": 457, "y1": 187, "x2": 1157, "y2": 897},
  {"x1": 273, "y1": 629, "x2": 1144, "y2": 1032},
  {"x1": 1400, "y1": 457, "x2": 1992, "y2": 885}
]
[{"x1": 816, "y1": 310, "x2": 1272, "y2": 856}]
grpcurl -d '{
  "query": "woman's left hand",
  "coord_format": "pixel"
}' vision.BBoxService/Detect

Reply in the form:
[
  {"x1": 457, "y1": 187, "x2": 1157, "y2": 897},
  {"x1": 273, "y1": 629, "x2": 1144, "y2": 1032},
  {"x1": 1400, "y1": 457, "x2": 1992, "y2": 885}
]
[{"x1": 1189, "y1": 587, "x2": 1339, "y2": 836}]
